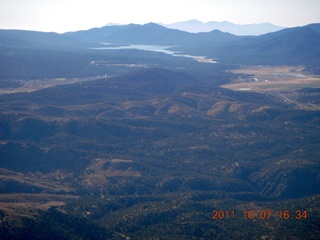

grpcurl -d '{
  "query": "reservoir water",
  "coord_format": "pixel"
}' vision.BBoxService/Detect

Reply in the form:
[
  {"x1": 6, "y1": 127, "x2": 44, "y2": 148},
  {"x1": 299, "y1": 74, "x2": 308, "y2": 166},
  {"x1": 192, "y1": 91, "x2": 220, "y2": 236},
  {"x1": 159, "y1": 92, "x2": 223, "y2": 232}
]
[{"x1": 91, "y1": 43, "x2": 217, "y2": 64}]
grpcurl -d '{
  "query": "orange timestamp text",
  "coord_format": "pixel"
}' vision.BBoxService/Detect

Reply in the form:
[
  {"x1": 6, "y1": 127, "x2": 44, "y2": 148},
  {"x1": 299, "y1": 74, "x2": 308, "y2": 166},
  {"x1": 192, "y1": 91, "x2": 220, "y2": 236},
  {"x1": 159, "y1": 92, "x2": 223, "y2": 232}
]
[{"x1": 212, "y1": 210, "x2": 307, "y2": 220}]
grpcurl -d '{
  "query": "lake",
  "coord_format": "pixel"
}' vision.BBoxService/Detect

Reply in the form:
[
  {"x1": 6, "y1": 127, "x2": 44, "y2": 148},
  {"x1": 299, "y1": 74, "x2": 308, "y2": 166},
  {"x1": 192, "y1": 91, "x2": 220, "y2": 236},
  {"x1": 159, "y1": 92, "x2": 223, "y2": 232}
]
[{"x1": 91, "y1": 43, "x2": 217, "y2": 64}]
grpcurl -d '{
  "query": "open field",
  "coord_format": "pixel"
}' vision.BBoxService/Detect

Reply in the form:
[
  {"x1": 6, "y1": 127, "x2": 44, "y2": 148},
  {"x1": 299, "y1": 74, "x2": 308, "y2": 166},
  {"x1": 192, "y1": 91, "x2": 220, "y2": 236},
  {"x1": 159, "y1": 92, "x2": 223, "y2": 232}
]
[
  {"x1": 0, "y1": 193, "x2": 79, "y2": 218},
  {"x1": 0, "y1": 76, "x2": 106, "y2": 95},
  {"x1": 222, "y1": 66, "x2": 320, "y2": 92}
]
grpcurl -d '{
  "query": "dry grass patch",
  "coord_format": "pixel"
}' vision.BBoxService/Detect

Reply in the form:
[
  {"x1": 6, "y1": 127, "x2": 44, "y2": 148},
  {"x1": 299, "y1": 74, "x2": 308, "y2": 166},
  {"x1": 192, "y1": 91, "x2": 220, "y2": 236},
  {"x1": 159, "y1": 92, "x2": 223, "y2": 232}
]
[
  {"x1": 0, "y1": 193, "x2": 79, "y2": 217},
  {"x1": 222, "y1": 66, "x2": 320, "y2": 92}
]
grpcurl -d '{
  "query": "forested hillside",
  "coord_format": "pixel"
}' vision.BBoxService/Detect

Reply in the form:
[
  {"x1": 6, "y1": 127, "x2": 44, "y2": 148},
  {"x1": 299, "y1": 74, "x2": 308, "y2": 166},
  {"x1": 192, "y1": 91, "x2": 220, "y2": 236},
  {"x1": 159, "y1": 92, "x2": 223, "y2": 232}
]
[{"x1": 0, "y1": 23, "x2": 319, "y2": 239}]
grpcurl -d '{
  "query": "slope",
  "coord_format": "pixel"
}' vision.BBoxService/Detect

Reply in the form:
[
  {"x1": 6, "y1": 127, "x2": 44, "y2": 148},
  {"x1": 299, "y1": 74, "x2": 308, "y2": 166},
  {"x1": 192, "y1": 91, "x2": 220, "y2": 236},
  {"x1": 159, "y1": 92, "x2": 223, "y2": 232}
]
[
  {"x1": 0, "y1": 67, "x2": 320, "y2": 239},
  {"x1": 208, "y1": 24, "x2": 320, "y2": 65},
  {"x1": 0, "y1": 29, "x2": 89, "y2": 49}
]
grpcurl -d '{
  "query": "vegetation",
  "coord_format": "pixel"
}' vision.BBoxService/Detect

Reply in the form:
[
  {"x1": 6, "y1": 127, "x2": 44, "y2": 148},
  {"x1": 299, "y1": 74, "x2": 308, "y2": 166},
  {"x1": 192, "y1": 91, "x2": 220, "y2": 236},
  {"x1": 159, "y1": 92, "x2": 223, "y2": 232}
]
[{"x1": 0, "y1": 23, "x2": 319, "y2": 239}]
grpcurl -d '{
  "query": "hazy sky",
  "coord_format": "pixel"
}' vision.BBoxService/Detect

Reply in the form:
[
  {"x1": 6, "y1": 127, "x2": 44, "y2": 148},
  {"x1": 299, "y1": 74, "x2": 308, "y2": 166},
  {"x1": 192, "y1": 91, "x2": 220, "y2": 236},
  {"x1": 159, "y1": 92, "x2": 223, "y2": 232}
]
[{"x1": 1, "y1": 0, "x2": 320, "y2": 33}]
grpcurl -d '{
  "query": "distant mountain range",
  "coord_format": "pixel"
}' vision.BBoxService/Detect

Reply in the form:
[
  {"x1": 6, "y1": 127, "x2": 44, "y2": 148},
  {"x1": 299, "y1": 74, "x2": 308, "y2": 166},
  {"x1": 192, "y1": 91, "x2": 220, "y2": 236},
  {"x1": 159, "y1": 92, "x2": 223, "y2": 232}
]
[
  {"x1": 65, "y1": 22, "x2": 320, "y2": 65},
  {"x1": 162, "y1": 20, "x2": 284, "y2": 36},
  {"x1": 0, "y1": 22, "x2": 319, "y2": 76},
  {"x1": 63, "y1": 22, "x2": 242, "y2": 47}
]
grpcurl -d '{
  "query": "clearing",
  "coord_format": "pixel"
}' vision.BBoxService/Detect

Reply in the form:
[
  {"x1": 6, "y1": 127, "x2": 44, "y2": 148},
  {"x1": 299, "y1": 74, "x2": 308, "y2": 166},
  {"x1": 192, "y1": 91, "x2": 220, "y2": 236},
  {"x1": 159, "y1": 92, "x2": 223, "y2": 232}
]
[{"x1": 222, "y1": 66, "x2": 320, "y2": 92}]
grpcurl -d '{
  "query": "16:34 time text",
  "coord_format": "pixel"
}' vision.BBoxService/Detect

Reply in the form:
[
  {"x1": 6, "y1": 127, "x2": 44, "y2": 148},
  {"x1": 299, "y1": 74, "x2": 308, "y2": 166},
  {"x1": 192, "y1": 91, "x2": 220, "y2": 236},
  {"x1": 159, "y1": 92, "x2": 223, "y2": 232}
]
[{"x1": 212, "y1": 210, "x2": 307, "y2": 220}]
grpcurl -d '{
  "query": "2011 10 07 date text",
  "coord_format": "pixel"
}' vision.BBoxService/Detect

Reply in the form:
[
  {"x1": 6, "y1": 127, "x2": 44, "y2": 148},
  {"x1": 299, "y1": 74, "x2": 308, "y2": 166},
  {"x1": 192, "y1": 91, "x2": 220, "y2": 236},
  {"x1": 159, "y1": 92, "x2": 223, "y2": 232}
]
[{"x1": 212, "y1": 210, "x2": 307, "y2": 220}]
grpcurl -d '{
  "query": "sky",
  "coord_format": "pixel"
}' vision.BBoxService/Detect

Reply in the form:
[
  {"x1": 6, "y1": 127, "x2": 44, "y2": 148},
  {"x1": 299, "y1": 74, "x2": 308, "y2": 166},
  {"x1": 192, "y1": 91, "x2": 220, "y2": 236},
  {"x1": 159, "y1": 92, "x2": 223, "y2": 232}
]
[{"x1": 0, "y1": 0, "x2": 320, "y2": 33}]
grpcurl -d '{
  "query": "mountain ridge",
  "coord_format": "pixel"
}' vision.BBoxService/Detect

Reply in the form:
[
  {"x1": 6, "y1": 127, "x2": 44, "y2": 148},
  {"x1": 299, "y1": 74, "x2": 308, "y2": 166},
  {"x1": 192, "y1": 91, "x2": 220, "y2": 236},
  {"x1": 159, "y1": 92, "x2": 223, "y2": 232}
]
[
  {"x1": 0, "y1": 22, "x2": 319, "y2": 78},
  {"x1": 162, "y1": 20, "x2": 284, "y2": 35},
  {"x1": 208, "y1": 24, "x2": 320, "y2": 65},
  {"x1": 0, "y1": 29, "x2": 89, "y2": 49}
]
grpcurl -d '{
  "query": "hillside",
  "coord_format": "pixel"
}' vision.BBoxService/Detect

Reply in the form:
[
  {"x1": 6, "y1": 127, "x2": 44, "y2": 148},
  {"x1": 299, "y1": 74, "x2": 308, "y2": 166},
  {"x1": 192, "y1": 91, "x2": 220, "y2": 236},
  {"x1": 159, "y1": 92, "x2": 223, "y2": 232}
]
[
  {"x1": 0, "y1": 22, "x2": 320, "y2": 239},
  {"x1": 0, "y1": 68, "x2": 320, "y2": 238},
  {"x1": 207, "y1": 24, "x2": 320, "y2": 65},
  {"x1": 0, "y1": 29, "x2": 89, "y2": 49}
]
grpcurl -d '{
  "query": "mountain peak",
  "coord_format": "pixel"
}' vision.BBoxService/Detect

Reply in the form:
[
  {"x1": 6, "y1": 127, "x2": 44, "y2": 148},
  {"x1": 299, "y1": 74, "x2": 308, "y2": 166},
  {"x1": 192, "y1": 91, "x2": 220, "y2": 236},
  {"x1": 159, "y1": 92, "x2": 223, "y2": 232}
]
[
  {"x1": 178, "y1": 19, "x2": 204, "y2": 24},
  {"x1": 143, "y1": 22, "x2": 166, "y2": 29},
  {"x1": 144, "y1": 22, "x2": 160, "y2": 26}
]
